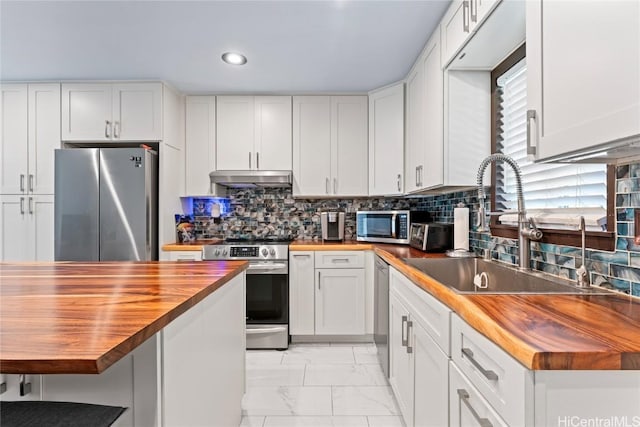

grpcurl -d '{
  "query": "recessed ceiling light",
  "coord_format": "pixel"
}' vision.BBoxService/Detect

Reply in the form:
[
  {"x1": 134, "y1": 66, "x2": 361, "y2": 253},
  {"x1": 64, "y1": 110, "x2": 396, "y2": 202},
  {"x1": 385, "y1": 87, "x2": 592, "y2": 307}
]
[{"x1": 222, "y1": 52, "x2": 247, "y2": 65}]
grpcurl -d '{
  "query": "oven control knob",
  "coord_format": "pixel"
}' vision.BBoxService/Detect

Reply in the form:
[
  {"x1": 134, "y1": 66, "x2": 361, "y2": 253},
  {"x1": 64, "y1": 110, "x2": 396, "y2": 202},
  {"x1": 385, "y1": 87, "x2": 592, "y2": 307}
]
[
  {"x1": 222, "y1": 249, "x2": 228, "y2": 256},
  {"x1": 214, "y1": 249, "x2": 221, "y2": 256},
  {"x1": 261, "y1": 248, "x2": 269, "y2": 257},
  {"x1": 269, "y1": 248, "x2": 276, "y2": 256}
]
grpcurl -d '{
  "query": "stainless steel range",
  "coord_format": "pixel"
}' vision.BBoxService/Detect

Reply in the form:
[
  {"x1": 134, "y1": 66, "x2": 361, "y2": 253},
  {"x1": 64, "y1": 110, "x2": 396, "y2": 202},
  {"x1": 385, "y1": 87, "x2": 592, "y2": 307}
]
[{"x1": 203, "y1": 238, "x2": 290, "y2": 350}]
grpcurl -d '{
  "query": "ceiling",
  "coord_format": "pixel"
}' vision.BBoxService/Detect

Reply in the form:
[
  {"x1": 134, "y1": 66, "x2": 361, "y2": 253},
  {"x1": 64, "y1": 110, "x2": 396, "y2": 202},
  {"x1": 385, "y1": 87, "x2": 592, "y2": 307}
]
[{"x1": 0, "y1": 0, "x2": 451, "y2": 94}]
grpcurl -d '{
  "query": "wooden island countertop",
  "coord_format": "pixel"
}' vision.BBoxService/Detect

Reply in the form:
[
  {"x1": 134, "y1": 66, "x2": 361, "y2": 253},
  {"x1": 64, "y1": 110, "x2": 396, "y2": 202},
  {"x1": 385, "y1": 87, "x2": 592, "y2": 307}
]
[{"x1": 0, "y1": 261, "x2": 248, "y2": 374}]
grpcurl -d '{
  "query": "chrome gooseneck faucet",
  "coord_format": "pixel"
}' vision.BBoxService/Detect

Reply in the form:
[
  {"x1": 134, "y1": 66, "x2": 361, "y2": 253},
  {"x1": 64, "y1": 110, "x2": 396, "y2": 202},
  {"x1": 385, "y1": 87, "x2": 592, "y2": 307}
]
[
  {"x1": 476, "y1": 153, "x2": 542, "y2": 270},
  {"x1": 576, "y1": 216, "x2": 591, "y2": 287}
]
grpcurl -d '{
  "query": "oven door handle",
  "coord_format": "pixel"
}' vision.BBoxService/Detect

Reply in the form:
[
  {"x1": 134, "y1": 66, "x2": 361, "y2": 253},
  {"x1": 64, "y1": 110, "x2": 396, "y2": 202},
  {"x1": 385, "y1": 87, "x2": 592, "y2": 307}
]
[
  {"x1": 246, "y1": 326, "x2": 288, "y2": 335},
  {"x1": 247, "y1": 263, "x2": 288, "y2": 270}
]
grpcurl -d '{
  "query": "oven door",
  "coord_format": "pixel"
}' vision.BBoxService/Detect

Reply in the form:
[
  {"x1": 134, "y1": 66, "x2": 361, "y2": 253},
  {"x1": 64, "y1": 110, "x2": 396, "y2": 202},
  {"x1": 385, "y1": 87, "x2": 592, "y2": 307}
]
[{"x1": 245, "y1": 262, "x2": 288, "y2": 325}]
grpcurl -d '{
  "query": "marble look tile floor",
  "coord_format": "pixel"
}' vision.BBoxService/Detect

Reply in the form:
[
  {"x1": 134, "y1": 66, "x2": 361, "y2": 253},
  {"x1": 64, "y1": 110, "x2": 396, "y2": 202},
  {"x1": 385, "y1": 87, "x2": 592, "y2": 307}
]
[{"x1": 241, "y1": 344, "x2": 405, "y2": 427}]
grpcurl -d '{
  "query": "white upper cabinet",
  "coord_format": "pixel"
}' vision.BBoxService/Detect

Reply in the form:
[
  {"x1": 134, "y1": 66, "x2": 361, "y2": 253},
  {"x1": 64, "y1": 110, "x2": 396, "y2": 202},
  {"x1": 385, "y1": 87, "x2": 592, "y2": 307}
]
[
  {"x1": 292, "y1": 96, "x2": 332, "y2": 196},
  {"x1": 216, "y1": 96, "x2": 292, "y2": 171},
  {"x1": 1, "y1": 83, "x2": 60, "y2": 195},
  {"x1": 527, "y1": 0, "x2": 640, "y2": 161},
  {"x1": 404, "y1": 62, "x2": 425, "y2": 194},
  {"x1": 185, "y1": 96, "x2": 216, "y2": 195},
  {"x1": 331, "y1": 96, "x2": 368, "y2": 196},
  {"x1": 293, "y1": 96, "x2": 368, "y2": 197},
  {"x1": 368, "y1": 83, "x2": 405, "y2": 196},
  {"x1": 255, "y1": 96, "x2": 292, "y2": 170},
  {"x1": 61, "y1": 82, "x2": 162, "y2": 141},
  {"x1": 441, "y1": 0, "x2": 501, "y2": 67},
  {"x1": 405, "y1": 30, "x2": 445, "y2": 193}
]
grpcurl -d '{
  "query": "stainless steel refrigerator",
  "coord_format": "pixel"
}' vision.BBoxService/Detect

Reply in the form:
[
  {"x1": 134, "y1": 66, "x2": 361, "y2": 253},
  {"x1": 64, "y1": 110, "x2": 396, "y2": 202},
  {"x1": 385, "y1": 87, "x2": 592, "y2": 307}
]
[{"x1": 54, "y1": 147, "x2": 158, "y2": 261}]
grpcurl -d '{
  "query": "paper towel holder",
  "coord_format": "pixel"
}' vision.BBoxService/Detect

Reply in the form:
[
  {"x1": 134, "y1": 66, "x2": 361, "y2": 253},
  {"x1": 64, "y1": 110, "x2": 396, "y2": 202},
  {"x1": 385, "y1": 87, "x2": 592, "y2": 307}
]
[{"x1": 447, "y1": 202, "x2": 475, "y2": 258}]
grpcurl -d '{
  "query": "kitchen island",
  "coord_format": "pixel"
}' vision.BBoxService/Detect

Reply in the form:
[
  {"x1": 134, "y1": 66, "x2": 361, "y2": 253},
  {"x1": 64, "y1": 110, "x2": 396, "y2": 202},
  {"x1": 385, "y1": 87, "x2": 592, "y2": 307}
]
[{"x1": 0, "y1": 261, "x2": 248, "y2": 427}]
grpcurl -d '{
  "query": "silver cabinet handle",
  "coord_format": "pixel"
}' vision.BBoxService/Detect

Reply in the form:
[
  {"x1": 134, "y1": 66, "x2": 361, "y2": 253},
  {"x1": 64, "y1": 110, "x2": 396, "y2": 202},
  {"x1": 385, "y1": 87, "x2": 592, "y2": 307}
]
[
  {"x1": 333, "y1": 178, "x2": 337, "y2": 194},
  {"x1": 19, "y1": 174, "x2": 25, "y2": 192},
  {"x1": 401, "y1": 315, "x2": 408, "y2": 347},
  {"x1": 113, "y1": 121, "x2": 120, "y2": 139},
  {"x1": 292, "y1": 254, "x2": 311, "y2": 258},
  {"x1": 406, "y1": 320, "x2": 413, "y2": 354},
  {"x1": 19, "y1": 375, "x2": 31, "y2": 396},
  {"x1": 105, "y1": 120, "x2": 111, "y2": 138},
  {"x1": 470, "y1": 0, "x2": 477, "y2": 23},
  {"x1": 325, "y1": 177, "x2": 329, "y2": 194},
  {"x1": 0, "y1": 380, "x2": 6, "y2": 394},
  {"x1": 463, "y1": 0, "x2": 470, "y2": 32},
  {"x1": 415, "y1": 166, "x2": 419, "y2": 187},
  {"x1": 331, "y1": 258, "x2": 350, "y2": 263},
  {"x1": 461, "y1": 348, "x2": 499, "y2": 380},
  {"x1": 457, "y1": 389, "x2": 493, "y2": 427},
  {"x1": 397, "y1": 174, "x2": 401, "y2": 192},
  {"x1": 19, "y1": 197, "x2": 25, "y2": 215},
  {"x1": 256, "y1": 152, "x2": 260, "y2": 170},
  {"x1": 318, "y1": 271, "x2": 321, "y2": 290},
  {"x1": 526, "y1": 110, "x2": 537, "y2": 156},
  {"x1": 249, "y1": 152, "x2": 252, "y2": 169},
  {"x1": 29, "y1": 174, "x2": 34, "y2": 192},
  {"x1": 28, "y1": 197, "x2": 33, "y2": 214}
]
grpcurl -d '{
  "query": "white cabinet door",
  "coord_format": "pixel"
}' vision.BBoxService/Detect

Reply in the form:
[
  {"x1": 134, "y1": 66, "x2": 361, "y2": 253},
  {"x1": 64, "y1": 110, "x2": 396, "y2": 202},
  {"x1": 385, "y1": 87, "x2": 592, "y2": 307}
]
[
  {"x1": 61, "y1": 83, "x2": 112, "y2": 141},
  {"x1": 0, "y1": 195, "x2": 29, "y2": 261},
  {"x1": 31, "y1": 194, "x2": 54, "y2": 262},
  {"x1": 254, "y1": 96, "x2": 292, "y2": 170},
  {"x1": 28, "y1": 84, "x2": 60, "y2": 195},
  {"x1": 473, "y1": 0, "x2": 500, "y2": 28},
  {"x1": 389, "y1": 292, "x2": 414, "y2": 426},
  {"x1": 289, "y1": 252, "x2": 315, "y2": 335},
  {"x1": 421, "y1": 32, "x2": 445, "y2": 190},
  {"x1": 404, "y1": 63, "x2": 425, "y2": 193},
  {"x1": 369, "y1": 84, "x2": 404, "y2": 196},
  {"x1": 185, "y1": 96, "x2": 216, "y2": 195},
  {"x1": 527, "y1": 1, "x2": 640, "y2": 161},
  {"x1": 1, "y1": 84, "x2": 28, "y2": 194},
  {"x1": 216, "y1": 96, "x2": 255, "y2": 170},
  {"x1": 112, "y1": 83, "x2": 163, "y2": 141},
  {"x1": 331, "y1": 96, "x2": 368, "y2": 196},
  {"x1": 0, "y1": 374, "x2": 42, "y2": 402},
  {"x1": 315, "y1": 268, "x2": 365, "y2": 335},
  {"x1": 413, "y1": 320, "x2": 449, "y2": 427},
  {"x1": 441, "y1": 0, "x2": 471, "y2": 67},
  {"x1": 292, "y1": 96, "x2": 332, "y2": 196}
]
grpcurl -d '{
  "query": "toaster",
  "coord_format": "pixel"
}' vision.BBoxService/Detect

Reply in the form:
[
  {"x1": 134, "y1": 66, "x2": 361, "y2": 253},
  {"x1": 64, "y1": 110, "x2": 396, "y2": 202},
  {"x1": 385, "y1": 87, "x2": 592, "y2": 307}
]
[{"x1": 409, "y1": 223, "x2": 453, "y2": 252}]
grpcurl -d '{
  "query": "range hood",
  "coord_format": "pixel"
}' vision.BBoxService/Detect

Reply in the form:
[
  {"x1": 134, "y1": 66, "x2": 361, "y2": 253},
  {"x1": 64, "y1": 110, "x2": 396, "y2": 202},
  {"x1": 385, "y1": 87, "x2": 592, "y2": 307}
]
[{"x1": 209, "y1": 170, "x2": 293, "y2": 190}]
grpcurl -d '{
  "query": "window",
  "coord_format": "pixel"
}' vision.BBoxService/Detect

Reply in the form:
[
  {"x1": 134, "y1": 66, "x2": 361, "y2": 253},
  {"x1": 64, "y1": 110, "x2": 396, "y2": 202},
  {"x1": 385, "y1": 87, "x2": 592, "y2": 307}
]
[{"x1": 490, "y1": 45, "x2": 615, "y2": 250}]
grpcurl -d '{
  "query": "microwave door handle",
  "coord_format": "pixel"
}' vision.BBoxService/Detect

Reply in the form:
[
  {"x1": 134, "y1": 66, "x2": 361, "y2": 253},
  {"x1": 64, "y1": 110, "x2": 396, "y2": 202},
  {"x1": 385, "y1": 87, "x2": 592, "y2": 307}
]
[{"x1": 391, "y1": 214, "x2": 396, "y2": 238}]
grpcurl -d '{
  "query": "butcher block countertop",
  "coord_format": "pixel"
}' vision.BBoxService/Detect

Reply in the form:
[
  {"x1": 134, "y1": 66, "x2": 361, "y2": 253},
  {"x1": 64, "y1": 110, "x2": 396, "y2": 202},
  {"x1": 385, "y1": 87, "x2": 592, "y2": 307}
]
[
  {"x1": 0, "y1": 261, "x2": 248, "y2": 374},
  {"x1": 290, "y1": 241, "x2": 640, "y2": 370}
]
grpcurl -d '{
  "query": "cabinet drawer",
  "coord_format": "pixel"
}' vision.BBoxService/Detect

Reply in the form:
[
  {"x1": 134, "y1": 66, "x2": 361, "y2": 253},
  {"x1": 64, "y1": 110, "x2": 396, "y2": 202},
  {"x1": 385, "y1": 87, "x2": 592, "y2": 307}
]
[
  {"x1": 390, "y1": 267, "x2": 451, "y2": 356},
  {"x1": 314, "y1": 251, "x2": 364, "y2": 269},
  {"x1": 451, "y1": 314, "x2": 533, "y2": 426},
  {"x1": 167, "y1": 250, "x2": 203, "y2": 262},
  {"x1": 449, "y1": 362, "x2": 509, "y2": 427}
]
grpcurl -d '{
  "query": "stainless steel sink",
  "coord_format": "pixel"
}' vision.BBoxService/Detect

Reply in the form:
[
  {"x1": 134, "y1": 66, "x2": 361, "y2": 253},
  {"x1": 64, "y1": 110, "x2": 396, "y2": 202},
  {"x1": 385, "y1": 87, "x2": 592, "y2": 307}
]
[{"x1": 402, "y1": 257, "x2": 610, "y2": 295}]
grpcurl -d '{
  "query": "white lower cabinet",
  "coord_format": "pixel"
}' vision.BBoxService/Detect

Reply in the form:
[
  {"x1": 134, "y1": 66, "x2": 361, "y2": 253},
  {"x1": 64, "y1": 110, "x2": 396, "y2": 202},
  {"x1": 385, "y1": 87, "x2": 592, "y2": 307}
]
[
  {"x1": 315, "y1": 268, "x2": 365, "y2": 335},
  {"x1": 0, "y1": 374, "x2": 41, "y2": 401},
  {"x1": 289, "y1": 251, "x2": 367, "y2": 336},
  {"x1": 450, "y1": 362, "x2": 508, "y2": 427},
  {"x1": 389, "y1": 267, "x2": 450, "y2": 427},
  {"x1": 0, "y1": 194, "x2": 54, "y2": 262}
]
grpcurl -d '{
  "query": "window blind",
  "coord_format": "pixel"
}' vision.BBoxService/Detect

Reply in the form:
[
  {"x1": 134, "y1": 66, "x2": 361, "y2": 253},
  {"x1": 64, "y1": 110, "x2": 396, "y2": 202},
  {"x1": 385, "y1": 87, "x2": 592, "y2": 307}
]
[{"x1": 495, "y1": 59, "x2": 607, "y2": 218}]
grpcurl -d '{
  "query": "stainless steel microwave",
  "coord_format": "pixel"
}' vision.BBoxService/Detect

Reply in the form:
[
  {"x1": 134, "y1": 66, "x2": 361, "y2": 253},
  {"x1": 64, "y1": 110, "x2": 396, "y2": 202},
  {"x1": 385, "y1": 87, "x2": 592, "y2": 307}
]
[{"x1": 356, "y1": 210, "x2": 432, "y2": 244}]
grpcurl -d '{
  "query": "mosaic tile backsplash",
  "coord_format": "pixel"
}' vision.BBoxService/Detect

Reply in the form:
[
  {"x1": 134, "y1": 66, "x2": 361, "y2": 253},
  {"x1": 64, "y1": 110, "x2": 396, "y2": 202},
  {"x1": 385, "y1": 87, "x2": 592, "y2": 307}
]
[{"x1": 185, "y1": 162, "x2": 640, "y2": 298}]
